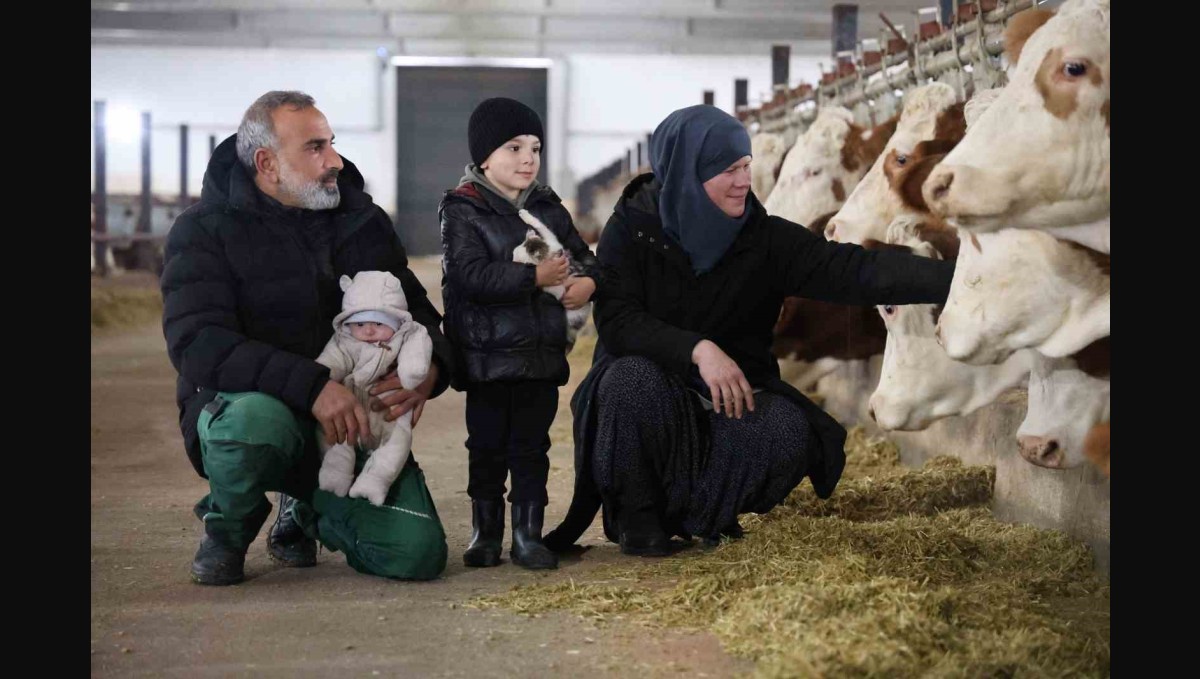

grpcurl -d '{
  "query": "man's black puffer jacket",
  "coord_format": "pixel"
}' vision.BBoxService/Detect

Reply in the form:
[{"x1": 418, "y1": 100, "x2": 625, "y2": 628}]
[
  {"x1": 439, "y1": 181, "x2": 601, "y2": 390},
  {"x1": 161, "y1": 135, "x2": 454, "y2": 478}
]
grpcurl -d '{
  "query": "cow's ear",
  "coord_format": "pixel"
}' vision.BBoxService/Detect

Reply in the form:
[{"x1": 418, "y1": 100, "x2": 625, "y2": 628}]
[
  {"x1": 1004, "y1": 8, "x2": 1056, "y2": 66},
  {"x1": 340, "y1": 275, "x2": 353, "y2": 292},
  {"x1": 915, "y1": 222, "x2": 961, "y2": 262},
  {"x1": 806, "y1": 211, "x2": 837, "y2": 237}
]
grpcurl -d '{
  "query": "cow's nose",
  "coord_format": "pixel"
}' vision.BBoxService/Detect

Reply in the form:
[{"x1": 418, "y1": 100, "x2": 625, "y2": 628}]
[
  {"x1": 824, "y1": 221, "x2": 839, "y2": 241},
  {"x1": 1017, "y1": 436, "x2": 1063, "y2": 468},
  {"x1": 928, "y1": 170, "x2": 954, "y2": 202}
]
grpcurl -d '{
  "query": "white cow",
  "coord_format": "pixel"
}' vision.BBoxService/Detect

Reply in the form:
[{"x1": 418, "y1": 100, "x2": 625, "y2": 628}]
[
  {"x1": 867, "y1": 215, "x2": 1034, "y2": 431},
  {"x1": 936, "y1": 225, "x2": 1109, "y2": 363},
  {"x1": 749, "y1": 131, "x2": 788, "y2": 202},
  {"x1": 1016, "y1": 344, "x2": 1110, "y2": 470},
  {"x1": 764, "y1": 106, "x2": 895, "y2": 229},
  {"x1": 824, "y1": 82, "x2": 963, "y2": 244},
  {"x1": 923, "y1": 0, "x2": 1110, "y2": 231}
]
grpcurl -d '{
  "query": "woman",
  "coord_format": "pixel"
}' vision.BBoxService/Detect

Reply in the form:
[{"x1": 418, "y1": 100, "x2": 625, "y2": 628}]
[{"x1": 543, "y1": 105, "x2": 954, "y2": 556}]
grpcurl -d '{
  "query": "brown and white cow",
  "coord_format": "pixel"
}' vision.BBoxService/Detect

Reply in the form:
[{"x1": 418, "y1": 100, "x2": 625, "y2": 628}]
[
  {"x1": 936, "y1": 225, "x2": 1109, "y2": 363},
  {"x1": 1016, "y1": 337, "x2": 1110, "y2": 471},
  {"x1": 750, "y1": 131, "x2": 788, "y2": 202},
  {"x1": 823, "y1": 82, "x2": 964, "y2": 244},
  {"x1": 764, "y1": 106, "x2": 897, "y2": 229},
  {"x1": 1083, "y1": 421, "x2": 1110, "y2": 476},
  {"x1": 866, "y1": 214, "x2": 1035, "y2": 431},
  {"x1": 923, "y1": 0, "x2": 1110, "y2": 231}
]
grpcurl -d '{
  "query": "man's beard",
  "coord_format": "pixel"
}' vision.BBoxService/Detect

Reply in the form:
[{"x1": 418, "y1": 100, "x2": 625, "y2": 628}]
[{"x1": 279, "y1": 160, "x2": 340, "y2": 210}]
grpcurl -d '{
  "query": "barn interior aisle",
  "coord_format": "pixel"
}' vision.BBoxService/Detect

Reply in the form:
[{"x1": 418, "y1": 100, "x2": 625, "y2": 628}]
[{"x1": 92, "y1": 0, "x2": 1109, "y2": 675}]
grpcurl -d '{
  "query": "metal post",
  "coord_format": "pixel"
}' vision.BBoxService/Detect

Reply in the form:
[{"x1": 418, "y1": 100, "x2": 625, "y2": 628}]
[
  {"x1": 93, "y1": 100, "x2": 108, "y2": 277},
  {"x1": 209, "y1": 134, "x2": 217, "y2": 156},
  {"x1": 137, "y1": 111, "x2": 154, "y2": 271},
  {"x1": 735, "y1": 79, "x2": 748, "y2": 111},
  {"x1": 832, "y1": 4, "x2": 859, "y2": 58},
  {"x1": 179, "y1": 123, "x2": 189, "y2": 207},
  {"x1": 771, "y1": 45, "x2": 790, "y2": 90},
  {"x1": 939, "y1": 0, "x2": 955, "y2": 27},
  {"x1": 703, "y1": 90, "x2": 714, "y2": 106}
]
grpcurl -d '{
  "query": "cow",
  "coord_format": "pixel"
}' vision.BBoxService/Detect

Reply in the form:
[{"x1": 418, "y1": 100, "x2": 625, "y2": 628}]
[
  {"x1": 865, "y1": 214, "x2": 1035, "y2": 431},
  {"x1": 764, "y1": 106, "x2": 897, "y2": 229},
  {"x1": 936, "y1": 225, "x2": 1109, "y2": 363},
  {"x1": 1016, "y1": 337, "x2": 1110, "y2": 471},
  {"x1": 749, "y1": 131, "x2": 788, "y2": 202},
  {"x1": 823, "y1": 82, "x2": 965, "y2": 244},
  {"x1": 1083, "y1": 422, "x2": 1110, "y2": 476},
  {"x1": 768, "y1": 107, "x2": 899, "y2": 390},
  {"x1": 923, "y1": 0, "x2": 1110, "y2": 232}
]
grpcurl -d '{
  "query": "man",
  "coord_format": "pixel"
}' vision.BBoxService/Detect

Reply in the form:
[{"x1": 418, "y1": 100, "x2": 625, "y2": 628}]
[{"x1": 161, "y1": 91, "x2": 453, "y2": 585}]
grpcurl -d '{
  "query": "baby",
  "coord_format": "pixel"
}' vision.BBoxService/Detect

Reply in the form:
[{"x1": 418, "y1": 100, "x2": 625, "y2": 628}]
[
  {"x1": 315, "y1": 271, "x2": 433, "y2": 506},
  {"x1": 512, "y1": 208, "x2": 592, "y2": 350}
]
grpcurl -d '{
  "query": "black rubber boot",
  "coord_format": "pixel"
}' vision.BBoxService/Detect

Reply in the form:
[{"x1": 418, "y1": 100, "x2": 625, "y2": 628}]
[
  {"x1": 267, "y1": 493, "x2": 317, "y2": 567},
  {"x1": 619, "y1": 506, "x2": 672, "y2": 557},
  {"x1": 190, "y1": 532, "x2": 247, "y2": 586},
  {"x1": 463, "y1": 499, "x2": 505, "y2": 567},
  {"x1": 510, "y1": 503, "x2": 558, "y2": 570}
]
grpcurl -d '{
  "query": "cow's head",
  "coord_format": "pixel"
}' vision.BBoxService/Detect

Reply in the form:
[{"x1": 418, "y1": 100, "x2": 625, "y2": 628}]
[
  {"x1": 750, "y1": 131, "x2": 788, "y2": 202},
  {"x1": 825, "y1": 83, "x2": 963, "y2": 244},
  {"x1": 924, "y1": 0, "x2": 1110, "y2": 231},
  {"x1": 1016, "y1": 349, "x2": 1110, "y2": 470},
  {"x1": 935, "y1": 228, "x2": 1110, "y2": 364},
  {"x1": 866, "y1": 215, "x2": 1032, "y2": 431},
  {"x1": 764, "y1": 106, "x2": 892, "y2": 227}
]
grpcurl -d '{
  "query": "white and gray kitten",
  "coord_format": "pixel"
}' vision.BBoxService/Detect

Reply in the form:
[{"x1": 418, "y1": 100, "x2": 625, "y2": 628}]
[{"x1": 512, "y1": 209, "x2": 591, "y2": 352}]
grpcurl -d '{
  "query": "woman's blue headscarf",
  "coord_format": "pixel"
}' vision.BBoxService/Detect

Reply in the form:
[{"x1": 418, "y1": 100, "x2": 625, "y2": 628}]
[{"x1": 649, "y1": 105, "x2": 753, "y2": 275}]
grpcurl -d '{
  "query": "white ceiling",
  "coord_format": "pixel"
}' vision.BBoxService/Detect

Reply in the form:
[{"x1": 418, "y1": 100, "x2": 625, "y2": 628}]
[{"x1": 92, "y1": 0, "x2": 937, "y2": 57}]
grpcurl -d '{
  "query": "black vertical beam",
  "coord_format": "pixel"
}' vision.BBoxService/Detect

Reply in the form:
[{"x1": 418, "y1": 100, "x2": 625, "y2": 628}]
[
  {"x1": 939, "y1": 0, "x2": 955, "y2": 27},
  {"x1": 734, "y1": 79, "x2": 748, "y2": 110},
  {"x1": 209, "y1": 134, "x2": 217, "y2": 156},
  {"x1": 137, "y1": 111, "x2": 154, "y2": 271},
  {"x1": 703, "y1": 90, "x2": 714, "y2": 106},
  {"x1": 771, "y1": 44, "x2": 790, "y2": 88},
  {"x1": 832, "y1": 4, "x2": 858, "y2": 58},
  {"x1": 94, "y1": 100, "x2": 108, "y2": 277},
  {"x1": 138, "y1": 112, "x2": 152, "y2": 235},
  {"x1": 179, "y1": 123, "x2": 189, "y2": 207}
]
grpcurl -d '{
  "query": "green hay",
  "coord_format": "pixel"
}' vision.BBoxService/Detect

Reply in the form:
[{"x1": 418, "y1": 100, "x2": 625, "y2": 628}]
[{"x1": 474, "y1": 427, "x2": 1109, "y2": 676}]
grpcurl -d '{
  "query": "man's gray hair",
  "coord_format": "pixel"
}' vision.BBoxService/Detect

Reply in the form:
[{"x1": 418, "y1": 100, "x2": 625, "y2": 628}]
[{"x1": 236, "y1": 91, "x2": 317, "y2": 175}]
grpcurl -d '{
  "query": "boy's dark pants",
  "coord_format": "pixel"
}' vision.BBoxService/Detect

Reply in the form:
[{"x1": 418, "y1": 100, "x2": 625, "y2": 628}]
[{"x1": 464, "y1": 381, "x2": 559, "y2": 506}]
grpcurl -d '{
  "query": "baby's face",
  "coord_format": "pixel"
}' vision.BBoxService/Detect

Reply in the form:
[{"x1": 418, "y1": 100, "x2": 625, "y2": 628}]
[{"x1": 347, "y1": 321, "x2": 395, "y2": 342}]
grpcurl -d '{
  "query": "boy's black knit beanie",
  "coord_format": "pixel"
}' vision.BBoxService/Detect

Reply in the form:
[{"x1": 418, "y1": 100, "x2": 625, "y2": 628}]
[{"x1": 468, "y1": 97, "x2": 544, "y2": 167}]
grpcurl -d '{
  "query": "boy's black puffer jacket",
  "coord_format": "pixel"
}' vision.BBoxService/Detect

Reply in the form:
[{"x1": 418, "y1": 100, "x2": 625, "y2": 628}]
[{"x1": 439, "y1": 181, "x2": 601, "y2": 390}]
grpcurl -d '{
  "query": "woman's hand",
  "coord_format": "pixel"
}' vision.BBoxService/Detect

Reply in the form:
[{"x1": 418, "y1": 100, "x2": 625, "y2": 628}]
[
  {"x1": 691, "y1": 339, "x2": 755, "y2": 419},
  {"x1": 561, "y1": 276, "x2": 596, "y2": 310},
  {"x1": 367, "y1": 362, "x2": 440, "y2": 425}
]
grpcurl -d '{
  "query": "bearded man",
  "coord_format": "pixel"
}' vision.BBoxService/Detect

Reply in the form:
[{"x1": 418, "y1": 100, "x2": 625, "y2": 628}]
[{"x1": 160, "y1": 90, "x2": 454, "y2": 585}]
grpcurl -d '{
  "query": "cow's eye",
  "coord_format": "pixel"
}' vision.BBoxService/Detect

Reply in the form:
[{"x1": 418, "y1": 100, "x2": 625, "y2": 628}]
[
  {"x1": 1063, "y1": 61, "x2": 1087, "y2": 78},
  {"x1": 895, "y1": 155, "x2": 907, "y2": 166},
  {"x1": 883, "y1": 305, "x2": 896, "y2": 316}
]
